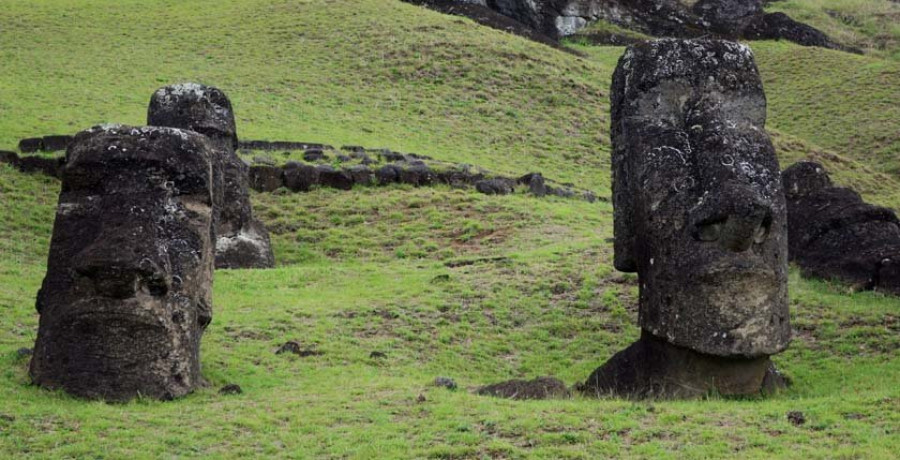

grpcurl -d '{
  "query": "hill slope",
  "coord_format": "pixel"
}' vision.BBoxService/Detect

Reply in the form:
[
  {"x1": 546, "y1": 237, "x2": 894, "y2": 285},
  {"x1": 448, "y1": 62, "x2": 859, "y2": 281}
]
[{"x1": 0, "y1": 0, "x2": 898, "y2": 458}]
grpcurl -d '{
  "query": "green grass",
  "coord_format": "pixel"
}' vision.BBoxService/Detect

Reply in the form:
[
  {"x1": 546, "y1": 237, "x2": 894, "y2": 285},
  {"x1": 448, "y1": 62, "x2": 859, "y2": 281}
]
[
  {"x1": 766, "y1": 0, "x2": 900, "y2": 59},
  {"x1": 1, "y1": 0, "x2": 899, "y2": 458}
]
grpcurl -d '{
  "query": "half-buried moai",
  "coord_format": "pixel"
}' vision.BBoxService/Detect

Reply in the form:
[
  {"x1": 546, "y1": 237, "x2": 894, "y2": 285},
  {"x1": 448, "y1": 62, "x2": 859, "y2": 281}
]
[
  {"x1": 148, "y1": 83, "x2": 275, "y2": 269},
  {"x1": 30, "y1": 125, "x2": 216, "y2": 401},
  {"x1": 580, "y1": 39, "x2": 791, "y2": 398},
  {"x1": 783, "y1": 161, "x2": 900, "y2": 295}
]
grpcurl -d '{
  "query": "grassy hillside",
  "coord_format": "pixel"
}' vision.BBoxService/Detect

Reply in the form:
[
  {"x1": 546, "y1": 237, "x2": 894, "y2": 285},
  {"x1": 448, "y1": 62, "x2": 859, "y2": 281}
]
[{"x1": 1, "y1": 0, "x2": 898, "y2": 458}]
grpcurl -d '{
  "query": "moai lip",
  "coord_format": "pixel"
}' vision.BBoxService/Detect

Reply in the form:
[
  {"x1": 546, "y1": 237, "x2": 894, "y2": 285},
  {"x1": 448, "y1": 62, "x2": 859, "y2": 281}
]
[
  {"x1": 584, "y1": 39, "x2": 791, "y2": 398},
  {"x1": 30, "y1": 125, "x2": 215, "y2": 401},
  {"x1": 148, "y1": 83, "x2": 275, "y2": 269}
]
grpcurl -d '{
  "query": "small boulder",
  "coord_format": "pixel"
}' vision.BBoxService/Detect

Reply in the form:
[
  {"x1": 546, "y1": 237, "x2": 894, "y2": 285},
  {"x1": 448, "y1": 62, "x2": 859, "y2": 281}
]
[
  {"x1": 316, "y1": 165, "x2": 354, "y2": 190},
  {"x1": 376, "y1": 164, "x2": 402, "y2": 185},
  {"x1": 284, "y1": 163, "x2": 319, "y2": 192},
  {"x1": 476, "y1": 178, "x2": 516, "y2": 195},
  {"x1": 248, "y1": 165, "x2": 284, "y2": 192},
  {"x1": 303, "y1": 149, "x2": 328, "y2": 162},
  {"x1": 18, "y1": 138, "x2": 43, "y2": 153}
]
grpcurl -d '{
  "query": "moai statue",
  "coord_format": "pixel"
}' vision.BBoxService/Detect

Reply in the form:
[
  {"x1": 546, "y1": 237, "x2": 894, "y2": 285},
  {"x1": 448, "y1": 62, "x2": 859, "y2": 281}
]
[
  {"x1": 580, "y1": 39, "x2": 791, "y2": 398},
  {"x1": 30, "y1": 125, "x2": 216, "y2": 401},
  {"x1": 148, "y1": 83, "x2": 275, "y2": 269},
  {"x1": 783, "y1": 161, "x2": 900, "y2": 295}
]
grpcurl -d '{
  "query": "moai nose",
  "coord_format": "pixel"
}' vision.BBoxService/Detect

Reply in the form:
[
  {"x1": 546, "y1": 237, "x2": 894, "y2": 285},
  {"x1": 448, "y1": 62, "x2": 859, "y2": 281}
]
[
  {"x1": 74, "y1": 247, "x2": 169, "y2": 299},
  {"x1": 692, "y1": 181, "x2": 772, "y2": 253}
]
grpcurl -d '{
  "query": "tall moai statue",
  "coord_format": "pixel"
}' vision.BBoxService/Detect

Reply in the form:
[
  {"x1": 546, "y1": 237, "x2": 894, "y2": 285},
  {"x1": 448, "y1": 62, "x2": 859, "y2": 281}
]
[
  {"x1": 148, "y1": 83, "x2": 275, "y2": 269},
  {"x1": 580, "y1": 39, "x2": 791, "y2": 398},
  {"x1": 30, "y1": 125, "x2": 216, "y2": 401}
]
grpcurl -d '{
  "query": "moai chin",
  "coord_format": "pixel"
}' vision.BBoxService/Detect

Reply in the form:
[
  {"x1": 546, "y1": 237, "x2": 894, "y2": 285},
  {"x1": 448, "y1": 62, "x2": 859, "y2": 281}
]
[
  {"x1": 582, "y1": 39, "x2": 791, "y2": 398},
  {"x1": 30, "y1": 125, "x2": 215, "y2": 401},
  {"x1": 148, "y1": 83, "x2": 275, "y2": 269}
]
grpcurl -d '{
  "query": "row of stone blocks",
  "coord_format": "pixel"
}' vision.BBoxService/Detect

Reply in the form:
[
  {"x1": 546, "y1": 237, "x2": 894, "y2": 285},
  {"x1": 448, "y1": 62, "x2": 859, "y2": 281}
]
[
  {"x1": 0, "y1": 148, "x2": 599, "y2": 202},
  {"x1": 249, "y1": 162, "x2": 598, "y2": 202}
]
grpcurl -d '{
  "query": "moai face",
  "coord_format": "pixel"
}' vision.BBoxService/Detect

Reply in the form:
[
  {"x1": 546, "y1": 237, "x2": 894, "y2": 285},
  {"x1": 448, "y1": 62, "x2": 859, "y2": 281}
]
[
  {"x1": 30, "y1": 125, "x2": 215, "y2": 401},
  {"x1": 611, "y1": 39, "x2": 790, "y2": 358}
]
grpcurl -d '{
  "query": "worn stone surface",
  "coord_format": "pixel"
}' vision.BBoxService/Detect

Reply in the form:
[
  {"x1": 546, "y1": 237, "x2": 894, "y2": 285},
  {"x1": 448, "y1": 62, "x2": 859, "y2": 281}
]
[
  {"x1": 477, "y1": 377, "x2": 570, "y2": 400},
  {"x1": 40, "y1": 135, "x2": 73, "y2": 152},
  {"x1": 30, "y1": 125, "x2": 215, "y2": 401},
  {"x1": 249, "y1": 165, "x2": 285, "y2": 192},
  {"x1": 583, "y1": 39, "x2": 791, "y2": 398},
  {"x1": 148, "y1": 83, "x2": 274, "y2": 269},
  {"x1": 475, "y1": 178, "x2": 516, "y2": 195},
  {"x1": 18, "y1": 137, "x2": 43, "y2": 153},
  {"x1": 783, "y1": 162, "x2": 900, "y2": 295}
]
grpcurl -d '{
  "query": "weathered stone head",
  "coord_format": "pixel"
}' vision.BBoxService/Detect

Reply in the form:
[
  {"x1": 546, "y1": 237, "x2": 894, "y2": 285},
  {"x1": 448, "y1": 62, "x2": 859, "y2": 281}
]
[
  {"x1": 148, "y1": 83, "x2": 238, "y2": 151},
  {"x1": 30, "y1": 125, "x2": 215, "y2": 401},
  {"x1": 148, "y1": 83, "x2": 275, "y2": 269},
  {"x1": 583, "y1": 39, "x2": 790, "y2": 398}
]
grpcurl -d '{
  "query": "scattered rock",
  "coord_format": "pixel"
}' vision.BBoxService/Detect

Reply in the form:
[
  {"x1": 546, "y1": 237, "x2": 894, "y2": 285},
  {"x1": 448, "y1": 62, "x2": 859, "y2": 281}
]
[
  {"x1": 477, "y1": 377, "x2": 570, "y2": 400},
  {"x1": 346, "y1": 164, "x2": 375, "y2": 186},
  {"x1": 433, "y1": 376, "x2": 457, "y2": 390},
  {"x1": 430, "y1": 274, "x2": 451, "y2": 283},
  {"x1": 519, "y1": 172, "x2": 547, "y2": 197},
  {"x1": 787, "y1": 411, "x2": 806, "y2": 426},
  {"x1": 220, "y1": 384, "x2": 243, "y2": 395},
  {"x1": 369, "y1": 351, "x2": 387, "y2": 359},
  {"x1": 399, "y1": 164, "x2": 436, "y2": 186},
  {"x1": 303, "y1": 149, "x2": 328, "y2": 162},
  {"x1": 416, "y1": 393, "x2": 427, "y2": 403},
  {"x1": 276, "y1": 341, "x2": 323, "y2": 357},
  {"x1": 475, "y1": 178, "x2": 515, "y2": 195}
]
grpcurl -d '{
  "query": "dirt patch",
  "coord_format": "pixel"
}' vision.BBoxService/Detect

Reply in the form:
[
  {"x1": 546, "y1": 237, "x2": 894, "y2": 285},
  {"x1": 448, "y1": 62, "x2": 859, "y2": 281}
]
[{"x1": 476, "y1": 376, "x2": 571, "y2": 400}]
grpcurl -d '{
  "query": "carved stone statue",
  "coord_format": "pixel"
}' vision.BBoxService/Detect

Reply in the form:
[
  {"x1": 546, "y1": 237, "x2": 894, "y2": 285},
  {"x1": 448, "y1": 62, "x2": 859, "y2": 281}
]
[
  {"x1": 30, "y1": 125, "x2": 216, "y2": 401},
  {"x1": 581, "y1": 39, "x2": 791, "y2": 398},
  {"x1": 783, "y1": 161, "x2": 900, "y2": 295},
  {"x1": 148, "y1": 83, "x2": 275, "y2": 269}
]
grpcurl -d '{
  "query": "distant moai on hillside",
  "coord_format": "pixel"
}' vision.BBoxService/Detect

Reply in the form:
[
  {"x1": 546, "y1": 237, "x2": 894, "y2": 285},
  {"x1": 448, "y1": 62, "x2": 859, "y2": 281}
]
[
  {"x1": 148, "y1": 83, "x2": 275, "y2": 269},
  {"x1": 783, "y1": 161, "x2": 900, "y2": 295},
  {"x1": 580, "y1": 39, "x2": 791, "y2": 398},
  {"x1": 30, "y1": 125, "x2": 216, "y2": 401}
]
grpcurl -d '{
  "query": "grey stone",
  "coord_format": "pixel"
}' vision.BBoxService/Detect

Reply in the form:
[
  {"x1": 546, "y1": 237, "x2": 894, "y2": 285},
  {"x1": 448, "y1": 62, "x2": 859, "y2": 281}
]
[{"x1": 30, "y1": 125, "x2": 216, "y2": 401}]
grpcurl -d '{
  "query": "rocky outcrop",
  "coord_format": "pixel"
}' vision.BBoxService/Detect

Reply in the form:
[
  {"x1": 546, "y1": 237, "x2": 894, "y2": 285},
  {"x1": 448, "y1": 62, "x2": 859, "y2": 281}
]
[
  {"x1": 410, "y1": 0, "x2": 852, "y2": 52},
  {"x1": 148, "y1": 83, "x2": 275, "y2": 269},
  {"x1": 783, "y1": 162, "x2": 900, "y2": 295},
  {"x1": 30, "y1": 125, "x2": 216, "y2": 401},
  {"x1": 581, "y1": 39, "x2": 790, "y2": 398}
]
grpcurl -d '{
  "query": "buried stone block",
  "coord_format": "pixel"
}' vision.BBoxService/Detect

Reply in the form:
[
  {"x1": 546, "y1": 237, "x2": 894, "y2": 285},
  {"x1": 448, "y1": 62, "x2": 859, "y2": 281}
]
[
  {"x1": 148, "y1": 83, "x2": 274, "y2": 269},
  {"x1": 249, "y1": 165, "x2": 285, "y2": 192},
  {"x1": 284, "y1": 163, "x2": 319, "y2": 192},
  {"x1": 783, "y1": 161, "x2": 900, "y2": 295},
  {"x1": 580, "y1": 39, "x2": 791, "y2": 399},
  {"x1": 30, "y1": 125, "x2": 216, "y2": 401},
  {"x1": 18, "y1": 137, "x2": 43, "y2": 153}
]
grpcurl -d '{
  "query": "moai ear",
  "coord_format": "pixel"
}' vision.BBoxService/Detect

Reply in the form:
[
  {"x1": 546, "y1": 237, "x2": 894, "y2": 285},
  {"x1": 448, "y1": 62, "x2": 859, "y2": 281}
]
[{"x1": 612, "y1": 147, "x2": 637, "y2": 272}]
